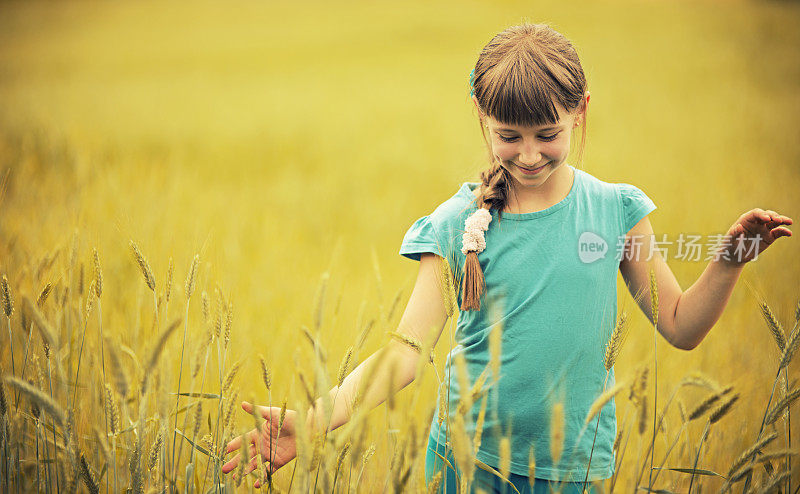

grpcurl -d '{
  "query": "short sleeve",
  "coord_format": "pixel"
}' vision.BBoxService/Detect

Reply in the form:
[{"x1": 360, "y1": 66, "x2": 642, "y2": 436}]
[
  {"x1": 399, "y1": 215, "x2": 444, "y2": 261},
  {"x1": 618, "y1": 184, "x2": 657, "y2": 234}
]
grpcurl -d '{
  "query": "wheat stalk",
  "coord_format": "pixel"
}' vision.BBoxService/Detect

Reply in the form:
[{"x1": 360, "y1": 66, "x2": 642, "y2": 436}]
[
  {"x1": 688, "y1": 385, "x2": 733, "y2": 421},
  {"x1": 388, "y1": 330, "x2": 434, "y2": 364},
  {"x1": 764, "y1": 386, "x2": 800, "y2": 425},
  {"x1": 79, "y1": 453, "x2": 100, "y2": 494},
  {"x1": 604, "y1": 311, "x2": 628, "y2": 371},
  {"x1": 0, "y1": 371, "x2": 7, "y2": 418},
  {"x1": 527, "y1": 444, "x2": 536, "y2": 490},
  {"x1": 472, "y1": 394, "x2": 488, "y2": 456},
  {"x1": 498, "y1": 436, "x2": 511, "y2": 480},
  {"x1": 105, "y1": 337, "x2": 129, "y2": 398},
  {"x1": 188, "y1": 401, "x2": 203, "y2": 465},
  {"x1": 585, "y1": 381, "x2": 626, "y2": 426},
  {"x1": 332, "y1": 441, "x2": 351, "y2": 491},
  {"x1": 149, "y1": 427, "x2": 164, "y2": 472},
  {"x1": 646, "y1": 267, "x2": 659, "y2": 490},
  {"x1": 756, "y1": 468, "x2": 792, "y2": 494},
  {"x1": 336, "y1": 347, "x2": 352, "y2": 387},
  {"x1": 142, "y1": 317, "x2": 182, "y2": 392},
  {"x1": 130, "y1": 241, "x2": 156, "y2": 292},
  {"x1": 721, "y1": 431, "x2": 779, "y2": 490},
  {"x1": 23, "y1": 295, "x2": 56, "y2": 351},
  {"x1": 1, "y1": 274, "x2": 13, "y2": 318},
  {"x1": 709, "y1": 392, "x2": 739, "y2": 423},
  {"x1": 550, "y1": 402, "x2": 564, "y2": 467},
  {"x1": 778, "y1": 322, "x2": 800, "y2": 370},
  {"x1": 449, "y1": 413, "x2": 473, "y2": 487},
  {"x1": 4, "y1": 376, "x2": 65, "y2": 425},
  {"x1": 437, "y1": 256, "x2": 457, "y2": 318},
  {"x1": 221, "y1": 361, "x2": 241, "y2": 394},
  {"x1": 427, "y1": 470, "x2": 443, "y2": 494},
  {"x1": 760, "y1": 301, "x2": 786, "y2": 351}
]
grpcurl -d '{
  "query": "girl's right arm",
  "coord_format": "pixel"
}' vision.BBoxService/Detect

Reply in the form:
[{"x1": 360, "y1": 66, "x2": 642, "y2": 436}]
[
  {"x1": 305, "y1": 251, "x2": 451, "y2": 435},
  {"x1": 223, "y1": 253, "x2": 451, "y2": 480}
]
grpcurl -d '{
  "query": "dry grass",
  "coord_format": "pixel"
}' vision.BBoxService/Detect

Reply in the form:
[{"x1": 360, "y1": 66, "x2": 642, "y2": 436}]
[{"x1": 0, "y1": 117, "x2": 796, "y2": 494}]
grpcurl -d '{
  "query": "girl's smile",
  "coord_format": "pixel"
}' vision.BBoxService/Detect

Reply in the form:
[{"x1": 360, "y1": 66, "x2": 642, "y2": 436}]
[{"x1": 516, "y1": 162, "x2": 549, "y2": 174}]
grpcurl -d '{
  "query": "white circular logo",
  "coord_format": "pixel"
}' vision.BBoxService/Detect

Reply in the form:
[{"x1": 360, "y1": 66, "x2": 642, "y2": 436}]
[{"x1": 578, "y1": 232, "x2": 608, "y2": 264}]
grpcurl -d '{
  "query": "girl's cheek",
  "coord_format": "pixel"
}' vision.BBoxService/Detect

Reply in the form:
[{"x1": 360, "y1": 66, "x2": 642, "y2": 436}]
[
  {"x1": 539, "y1": 142, "x2": 565, "y2": 159},
  {"x1": 492, "y1": 142, "x2": 517, "y2": 161}
]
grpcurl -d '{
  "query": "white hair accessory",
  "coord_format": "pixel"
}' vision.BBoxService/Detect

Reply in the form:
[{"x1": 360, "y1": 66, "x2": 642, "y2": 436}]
[{"x1": 461, "y1": 208, "x2": 492, "y2": 255}]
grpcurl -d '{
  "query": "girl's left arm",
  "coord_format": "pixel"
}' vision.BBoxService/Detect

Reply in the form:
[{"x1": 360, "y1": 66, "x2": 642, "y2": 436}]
[{"x1": 619, "y1": 208, "x2": 793, "y2": 351}]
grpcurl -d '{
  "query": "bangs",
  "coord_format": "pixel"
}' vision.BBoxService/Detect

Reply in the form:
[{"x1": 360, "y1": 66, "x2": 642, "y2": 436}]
[{"x1": 479, "y1": 57, "x2": 577, "y2": 128}]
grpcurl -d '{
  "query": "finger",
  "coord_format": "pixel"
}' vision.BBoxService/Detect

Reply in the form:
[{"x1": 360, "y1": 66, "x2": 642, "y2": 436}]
[
  {"x1": 243, "y1": 400, "x2": 276, "y2": 420},
  {"x1": 221, "y1": 453, "x2": 241, "y2": 473},
  {"x1": 242, "y1": 400, "x2": 266, "y2": 418},
  {"x1": 255, "y1": 474, "x2": 273, "y2": 490},
  {"x1": 771, "y1": 226, "x2": 792, "y2": 238},
  {"x1": 774, "y1": 215, "x2": 793, "y2": 226},
  {"x1": 226, "y1": 435, "x2": 244, "y2": 454},
  {"x1": 243, "y1": 455, "x2": 262, "y2": 477},
  {"x1": 745, "y1": 208, "x2": 770, "y2": 223},
  {"x1": 225, "y1": 442, "x2": 261, "y2": 475},
  {"x1": 764, "y1": 210, "x2": 788, "y2": 227},
  {"x1": 226, "y1": 428, "x2": 258, "y2": 454}
]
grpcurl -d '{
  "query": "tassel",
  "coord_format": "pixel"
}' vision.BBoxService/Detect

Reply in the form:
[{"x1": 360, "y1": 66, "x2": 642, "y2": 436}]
[{"x1": 460, "y1": 251, "x2": 485, "y2": 311}]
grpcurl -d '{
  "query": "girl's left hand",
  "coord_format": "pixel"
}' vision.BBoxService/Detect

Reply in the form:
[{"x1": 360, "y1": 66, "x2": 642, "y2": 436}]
[{"x1": 719, "y1": 208, "x2": 793, "y2": 265}]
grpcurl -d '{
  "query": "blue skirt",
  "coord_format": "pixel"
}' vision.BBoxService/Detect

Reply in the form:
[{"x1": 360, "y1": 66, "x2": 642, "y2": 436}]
[{"x1": 424, "y1": 434, "x2": 602, "y2": 494}]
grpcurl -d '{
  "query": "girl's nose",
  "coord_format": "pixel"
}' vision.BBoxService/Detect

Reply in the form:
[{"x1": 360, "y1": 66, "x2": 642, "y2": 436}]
[{"x1": 518, "y1": 143, "x2": 542, "y2": 166}]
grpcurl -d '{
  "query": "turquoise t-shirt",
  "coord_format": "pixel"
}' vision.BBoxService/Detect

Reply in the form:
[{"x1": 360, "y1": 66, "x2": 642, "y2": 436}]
[{"x1": 398, "y1": 165, "x2": 656, "y2": 481}]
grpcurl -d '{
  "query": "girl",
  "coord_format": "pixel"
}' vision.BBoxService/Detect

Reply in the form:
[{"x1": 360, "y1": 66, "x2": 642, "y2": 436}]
[{"x1": 221, "y1": 23, "x2": 793, "y2": 493}]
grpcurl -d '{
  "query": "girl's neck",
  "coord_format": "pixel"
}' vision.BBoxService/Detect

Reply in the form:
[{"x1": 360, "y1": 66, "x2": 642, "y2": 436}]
[{"x1": 502, "y1": 163, "x2": 574, "y2": 214}]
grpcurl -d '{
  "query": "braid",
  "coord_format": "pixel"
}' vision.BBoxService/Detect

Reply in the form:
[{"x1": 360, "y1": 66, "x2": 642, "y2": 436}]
[
  {"x1": 460, "y1": 160, "x2": 512, "y2": 311},
  {"x1": 478, "y1": 159, "x2": 511, "y2": 213}
]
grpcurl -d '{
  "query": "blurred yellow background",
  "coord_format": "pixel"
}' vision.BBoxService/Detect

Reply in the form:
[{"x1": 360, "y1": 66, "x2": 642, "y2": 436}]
[{"x1": 1, "y1": 0, "x2": 799, "y2": 491}]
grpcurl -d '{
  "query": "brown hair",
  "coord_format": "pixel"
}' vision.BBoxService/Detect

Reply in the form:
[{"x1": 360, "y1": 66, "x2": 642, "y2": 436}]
[{"x1": 461, "y1": 23, "x2": 589, "y2": 311}]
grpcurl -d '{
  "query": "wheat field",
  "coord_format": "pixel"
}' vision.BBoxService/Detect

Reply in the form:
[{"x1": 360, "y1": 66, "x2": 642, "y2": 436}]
[{"x1": 1, "y1": 0, "x2": 799, "y2": 492}]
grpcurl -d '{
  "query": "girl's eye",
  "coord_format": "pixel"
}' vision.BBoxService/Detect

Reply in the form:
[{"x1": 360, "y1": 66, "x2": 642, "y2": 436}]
[
  {"x1": 497, "y1": 133, "x2": 560, "y2": 143},
  {"x1": 539, "y1": 133, "x2": 560, "y2": 141}
]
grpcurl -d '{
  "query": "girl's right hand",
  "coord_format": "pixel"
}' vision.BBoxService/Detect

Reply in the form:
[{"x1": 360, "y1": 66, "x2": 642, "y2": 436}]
[{"x1": 221, "y1": 401, "x2": 298, "y2": 487}]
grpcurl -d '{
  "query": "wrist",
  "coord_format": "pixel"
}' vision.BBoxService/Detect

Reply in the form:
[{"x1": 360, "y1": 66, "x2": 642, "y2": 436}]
[
  {"x1": 305, "y1": 406, "x2": 320, "y2": 435},
  {"x1": 715, "y1": 256, "x2": 747, "y2": 271},
  {"x1": 304, "y1": 400, "x2": 329, "y2": 437}
]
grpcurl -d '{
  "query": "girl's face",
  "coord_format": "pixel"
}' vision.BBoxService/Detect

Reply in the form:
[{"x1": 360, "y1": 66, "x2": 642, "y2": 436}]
[{"x1": 476, "y1": 95, "x2": 588, "y2": 192}]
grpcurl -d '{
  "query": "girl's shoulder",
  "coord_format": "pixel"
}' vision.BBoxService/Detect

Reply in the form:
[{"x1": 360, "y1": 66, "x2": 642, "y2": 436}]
[
  {"x1": 576, "y1": 168, "x2": 651, "y2": 203},
  {"x1": 431, "y1": 182, "x2": 479, "y2": 222},
  {"x1": 428, "y1": 182, "x2": 481, "y2": 228},
  {"x1": 576, "y1": 168, "x2": 657, "y2": 232}
]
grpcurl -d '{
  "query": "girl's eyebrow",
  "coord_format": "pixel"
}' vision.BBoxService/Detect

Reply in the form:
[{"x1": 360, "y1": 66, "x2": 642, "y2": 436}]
[{"x1": 496, "y1": 125, "x2": 561, "y2": 132}]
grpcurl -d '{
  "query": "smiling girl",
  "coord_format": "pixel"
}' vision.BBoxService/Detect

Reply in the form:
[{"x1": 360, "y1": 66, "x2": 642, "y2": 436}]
[{"x1": 221, "y1": 22, "x2": 793, "y2": 493}]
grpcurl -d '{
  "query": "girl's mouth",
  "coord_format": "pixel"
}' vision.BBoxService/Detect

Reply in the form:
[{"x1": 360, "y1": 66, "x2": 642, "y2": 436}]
[{"x1": 517, "y1": 162, "x2": 548, "y2": 175}]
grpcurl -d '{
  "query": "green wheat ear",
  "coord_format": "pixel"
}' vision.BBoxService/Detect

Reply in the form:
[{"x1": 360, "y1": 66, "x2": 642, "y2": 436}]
[{"x1": 649, "y1": 267, "x2": 658, "y2": 327}]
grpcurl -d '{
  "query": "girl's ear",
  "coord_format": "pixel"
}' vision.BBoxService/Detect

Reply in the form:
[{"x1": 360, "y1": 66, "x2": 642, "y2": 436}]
[{"x1": 574, "y1": 91, "x2": 590, "y2": 126}]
